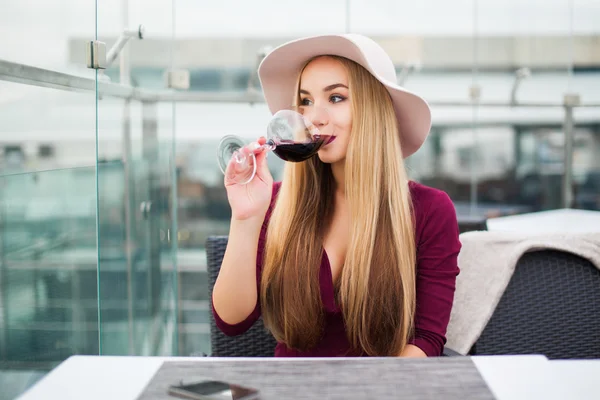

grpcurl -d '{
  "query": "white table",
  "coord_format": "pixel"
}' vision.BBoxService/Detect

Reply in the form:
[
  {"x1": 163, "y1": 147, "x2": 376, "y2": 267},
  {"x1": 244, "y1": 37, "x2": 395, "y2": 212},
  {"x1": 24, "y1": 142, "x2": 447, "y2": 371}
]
[
  {"x1": 492, "y1": 358, "x2": 600, "y2": 400},
  {"x1": 486, "y1": 208, "x2": 600, "y2": 234},
  {"x1": 16, "y1": 354, "x2": 577, "y2": 400},
  {"x1": 546, "y1": 359, "x2": 600, "y2": 400}
]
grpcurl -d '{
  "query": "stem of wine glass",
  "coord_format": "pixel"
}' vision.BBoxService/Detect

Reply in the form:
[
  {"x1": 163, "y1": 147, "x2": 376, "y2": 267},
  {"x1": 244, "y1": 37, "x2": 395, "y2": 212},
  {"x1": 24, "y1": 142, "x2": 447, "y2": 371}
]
[
  {"x1": 229, "y1": 149, "x2": 257, "y2": 184},
  {"x1": 228, "y1": 141, "x2": 275, "y2": 184}
]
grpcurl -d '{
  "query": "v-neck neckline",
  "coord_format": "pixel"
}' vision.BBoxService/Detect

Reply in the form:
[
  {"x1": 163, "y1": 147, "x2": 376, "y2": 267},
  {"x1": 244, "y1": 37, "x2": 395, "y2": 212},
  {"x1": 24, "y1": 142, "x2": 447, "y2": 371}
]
[{"x1": 321, "y1": 248, "x2": 341, "y2": 313}]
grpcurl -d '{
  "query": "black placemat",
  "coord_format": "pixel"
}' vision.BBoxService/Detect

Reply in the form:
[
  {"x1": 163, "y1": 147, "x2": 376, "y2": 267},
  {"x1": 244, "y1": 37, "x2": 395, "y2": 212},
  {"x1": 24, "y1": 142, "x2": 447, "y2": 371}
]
[{"x1": 137, "y1": 357, "x2": 496, "y2": 400}]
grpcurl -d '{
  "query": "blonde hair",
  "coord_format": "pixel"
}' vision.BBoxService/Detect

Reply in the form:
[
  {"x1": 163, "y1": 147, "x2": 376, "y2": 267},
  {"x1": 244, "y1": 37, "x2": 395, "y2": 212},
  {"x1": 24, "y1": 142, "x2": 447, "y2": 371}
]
[{"x1": 260, "y1": 55, "x2": 416, "y2": 356}]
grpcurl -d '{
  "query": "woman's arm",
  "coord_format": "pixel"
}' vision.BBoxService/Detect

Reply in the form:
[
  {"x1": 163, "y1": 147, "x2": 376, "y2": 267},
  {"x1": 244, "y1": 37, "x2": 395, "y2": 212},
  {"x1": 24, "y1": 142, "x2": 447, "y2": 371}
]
[
  {"x1": 408, "y1": 186, "x2": 462, "y2": 356},
  {"x1": 399, "y1": 344, "x2": 427, "y2": 358},
  {"x1": 211, "y1": 182, "x2": 281, "y2": 336},
  {"x1": 212, "y1": 217, "x2": 264, "y2": 325},
  {"x1": 212, "y1": 140, "x2": 275, "y2": 332}
]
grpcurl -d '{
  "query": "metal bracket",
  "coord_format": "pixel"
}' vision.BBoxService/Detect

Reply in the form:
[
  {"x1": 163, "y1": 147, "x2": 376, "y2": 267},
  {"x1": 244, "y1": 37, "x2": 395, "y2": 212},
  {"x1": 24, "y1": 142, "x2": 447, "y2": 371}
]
[
  {"x1": 398, "y1": 61, "x2": 422, "y2": 86},
  {"x1": 510, "y1": 67, "x2": 531, "y2": 106},
  {"x1": 469, "y1": 84, "x2": 482, "y2": 103},
  {"x1": 106, "y1": 25, "x2": 145, "y2": 68},
  {"x1": 140, "y1": 201, "x2": 152, "y2": 219},
  {"x1": 165, "y1": 69, "x2": 190, "y2": 90},
  {"x1": 246, "y1": 45, "x2": 273, "y2": 103},
  {"x1": 563, "y1": 93, "x2": 581, "y2": 107},
  {"x1": 86, "y1": 41, "x2": 107, "y2": 70},
  {"x1": 88, "y1": 25, "x2": 144, "y2": 72}
]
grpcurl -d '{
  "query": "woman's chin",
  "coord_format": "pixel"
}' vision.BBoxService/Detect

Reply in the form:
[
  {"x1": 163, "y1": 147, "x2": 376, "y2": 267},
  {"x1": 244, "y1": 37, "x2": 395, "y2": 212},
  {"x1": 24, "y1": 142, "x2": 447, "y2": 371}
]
[{"x1": 317, "y1": 149, "x2": 343, "y2": 165}]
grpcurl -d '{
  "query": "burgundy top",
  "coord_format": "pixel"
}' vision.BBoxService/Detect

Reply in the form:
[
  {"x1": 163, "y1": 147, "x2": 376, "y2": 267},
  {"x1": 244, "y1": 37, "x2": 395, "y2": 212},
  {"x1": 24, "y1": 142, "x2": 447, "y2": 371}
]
[{"x1": 212, "y1": 181, "x2": 461, "y2": 357}]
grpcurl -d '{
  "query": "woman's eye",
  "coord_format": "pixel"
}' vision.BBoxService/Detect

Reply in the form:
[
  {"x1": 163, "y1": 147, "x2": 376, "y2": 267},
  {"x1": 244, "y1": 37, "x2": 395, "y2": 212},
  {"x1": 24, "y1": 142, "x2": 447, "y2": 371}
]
[
  {"x1": 300, "y1": 98, "x2": 313, "y2": 106},
  {"x1": 330, "y1": 95, "x2": 345, "y2": 104}
]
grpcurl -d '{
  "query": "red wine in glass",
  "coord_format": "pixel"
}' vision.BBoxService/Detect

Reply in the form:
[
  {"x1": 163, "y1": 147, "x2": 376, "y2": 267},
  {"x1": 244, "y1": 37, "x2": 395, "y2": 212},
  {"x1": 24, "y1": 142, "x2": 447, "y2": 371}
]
[
  {"x1": 217, "y1": 106, "x2": 335, "y2": 184},
  {"x1": 272, "y1": 135, "x2": 335, "y2": 162}
]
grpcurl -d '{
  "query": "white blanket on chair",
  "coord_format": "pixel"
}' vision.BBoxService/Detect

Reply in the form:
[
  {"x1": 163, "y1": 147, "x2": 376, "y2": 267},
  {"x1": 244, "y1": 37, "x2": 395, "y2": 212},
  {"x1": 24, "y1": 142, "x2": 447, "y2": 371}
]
[{"x1": 445, "y1": 231, "x2": 600, "y2": 355}]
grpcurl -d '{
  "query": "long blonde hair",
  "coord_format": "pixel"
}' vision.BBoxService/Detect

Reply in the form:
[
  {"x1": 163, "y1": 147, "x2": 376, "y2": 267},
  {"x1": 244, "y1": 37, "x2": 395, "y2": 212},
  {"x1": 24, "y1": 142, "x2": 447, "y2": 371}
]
[{"x1": 260, "y1": 55, "x2": 417, "y2": 356}]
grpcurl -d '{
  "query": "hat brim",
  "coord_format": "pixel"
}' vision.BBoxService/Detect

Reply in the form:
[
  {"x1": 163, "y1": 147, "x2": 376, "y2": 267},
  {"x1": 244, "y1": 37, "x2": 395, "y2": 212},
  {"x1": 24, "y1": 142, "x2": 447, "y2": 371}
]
[{"x1": 258, "y1": 34, "x2": 431, "y2": 158}]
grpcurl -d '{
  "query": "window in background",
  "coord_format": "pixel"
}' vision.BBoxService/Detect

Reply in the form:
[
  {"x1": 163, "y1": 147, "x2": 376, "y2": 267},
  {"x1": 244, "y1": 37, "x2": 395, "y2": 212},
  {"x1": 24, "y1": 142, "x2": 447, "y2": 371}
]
[{"x1": 517, "y1": 126, "x2": 600, "y2": 211}]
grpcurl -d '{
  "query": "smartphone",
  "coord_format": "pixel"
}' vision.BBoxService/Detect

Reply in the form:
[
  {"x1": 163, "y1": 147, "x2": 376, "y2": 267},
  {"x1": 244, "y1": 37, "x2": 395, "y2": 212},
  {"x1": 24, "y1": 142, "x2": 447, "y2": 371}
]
[{"x1": 168, "y1": 379, "x2": 260, "y2": 400}]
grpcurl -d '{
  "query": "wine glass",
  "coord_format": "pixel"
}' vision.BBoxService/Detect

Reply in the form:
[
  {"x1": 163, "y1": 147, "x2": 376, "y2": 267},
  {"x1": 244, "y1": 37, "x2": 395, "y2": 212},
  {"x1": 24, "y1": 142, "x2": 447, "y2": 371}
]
[{"x1": 217, "y1": 106, "x2": 335, "y2": 184}]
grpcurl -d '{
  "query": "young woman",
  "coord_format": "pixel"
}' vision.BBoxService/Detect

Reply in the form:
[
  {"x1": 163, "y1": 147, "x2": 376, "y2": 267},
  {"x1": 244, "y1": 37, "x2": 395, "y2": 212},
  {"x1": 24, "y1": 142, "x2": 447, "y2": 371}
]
[{"x1": 212, "y1": 34, "x2": 461, "y2": 357}]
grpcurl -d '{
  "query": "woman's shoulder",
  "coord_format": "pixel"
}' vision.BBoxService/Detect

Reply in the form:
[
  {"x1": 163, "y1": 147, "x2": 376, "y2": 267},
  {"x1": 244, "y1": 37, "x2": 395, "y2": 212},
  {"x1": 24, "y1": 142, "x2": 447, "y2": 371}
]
[
  {"x1": 408, "y1": 180, "x2": 457, "y2": 230},
  {"x1": 409, "y1": 181, "x2": 454, "y2": 208}
]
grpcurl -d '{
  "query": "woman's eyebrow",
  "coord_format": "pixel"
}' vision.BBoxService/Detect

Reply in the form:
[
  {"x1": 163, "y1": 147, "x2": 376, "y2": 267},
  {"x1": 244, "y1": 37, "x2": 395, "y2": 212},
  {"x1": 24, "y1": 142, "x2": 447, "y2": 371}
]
[
  {"x1": 299, "y1": 83, "x2": 349, "y2": 95},
  {"x1": 323, "y1": 83, "x2": 349, "y2": 92}
]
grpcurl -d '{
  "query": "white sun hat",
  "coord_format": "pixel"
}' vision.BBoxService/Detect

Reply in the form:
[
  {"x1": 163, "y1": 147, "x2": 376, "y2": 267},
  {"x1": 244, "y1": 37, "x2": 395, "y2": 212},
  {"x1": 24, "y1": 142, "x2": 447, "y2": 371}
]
[{"x1": 258, "y1": 33, "x2": 432, "y2": 158}]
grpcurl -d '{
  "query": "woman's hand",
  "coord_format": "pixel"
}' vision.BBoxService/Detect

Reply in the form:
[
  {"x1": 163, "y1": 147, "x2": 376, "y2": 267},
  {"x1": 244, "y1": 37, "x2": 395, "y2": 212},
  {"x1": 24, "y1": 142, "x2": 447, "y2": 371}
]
[{"x1": 224, "y1": 137, "x2": 273, "y2": 221}]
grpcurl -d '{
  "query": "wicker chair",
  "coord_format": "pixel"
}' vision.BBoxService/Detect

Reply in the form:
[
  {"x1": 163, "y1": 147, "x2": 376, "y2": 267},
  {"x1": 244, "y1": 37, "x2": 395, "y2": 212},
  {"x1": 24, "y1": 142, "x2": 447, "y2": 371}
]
[
  {"x1": 465, "y1": 249, "x2": 600, "y2": 359},
  {"x1": 206, "y1": 236, "x2": 277, "y2": 357}
]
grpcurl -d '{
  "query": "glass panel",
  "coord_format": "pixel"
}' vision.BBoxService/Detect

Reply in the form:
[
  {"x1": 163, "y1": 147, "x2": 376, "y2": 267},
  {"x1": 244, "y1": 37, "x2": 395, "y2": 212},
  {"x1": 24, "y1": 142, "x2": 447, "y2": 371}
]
[
  {"x1": 0, "y1": 1, "x2": 98, "y2": 396},
  {"x1": 0, "y1": 1, "x2": 97, "y2": 77},
  {"x1": 516, "y1": 126, "x2": 600, "y2": 211},
  {"x1": 0, "y1": 167, "x2": 98, "y2": 395},
  {"x1": 0, "y1": 79, "x2": 97, "y2": 400},
  {"x1": 0, "y1": 166, "x2": 98, "y2": 358},
  {"x1": 96, "y1": 0, "x2": 178, "y2": 356},
  {"x1": 0, "y1": 84, "x2": 98, "y2": 171},
  {"x1": 573, "y1": 125, "x2": 600, "y2": 211}
]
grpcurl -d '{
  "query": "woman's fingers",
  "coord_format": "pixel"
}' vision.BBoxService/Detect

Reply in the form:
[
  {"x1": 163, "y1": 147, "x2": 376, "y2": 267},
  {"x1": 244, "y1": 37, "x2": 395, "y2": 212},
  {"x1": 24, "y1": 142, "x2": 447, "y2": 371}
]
[{"x1": 224, "y1": 137, "x2": 269, "y2": 184}]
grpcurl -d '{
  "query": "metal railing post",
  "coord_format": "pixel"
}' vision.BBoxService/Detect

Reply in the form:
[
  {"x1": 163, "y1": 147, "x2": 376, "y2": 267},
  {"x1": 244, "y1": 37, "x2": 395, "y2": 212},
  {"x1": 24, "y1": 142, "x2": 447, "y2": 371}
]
[{"x1": 562, "y1": 93, "x2": 580, "y2": 209}]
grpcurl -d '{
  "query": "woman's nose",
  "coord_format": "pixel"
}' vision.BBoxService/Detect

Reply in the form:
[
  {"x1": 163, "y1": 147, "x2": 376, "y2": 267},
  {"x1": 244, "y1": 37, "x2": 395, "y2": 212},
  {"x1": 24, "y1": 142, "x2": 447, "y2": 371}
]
[{"x1": 306, "y1": 107, "x2": 329, "y2": 127}]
